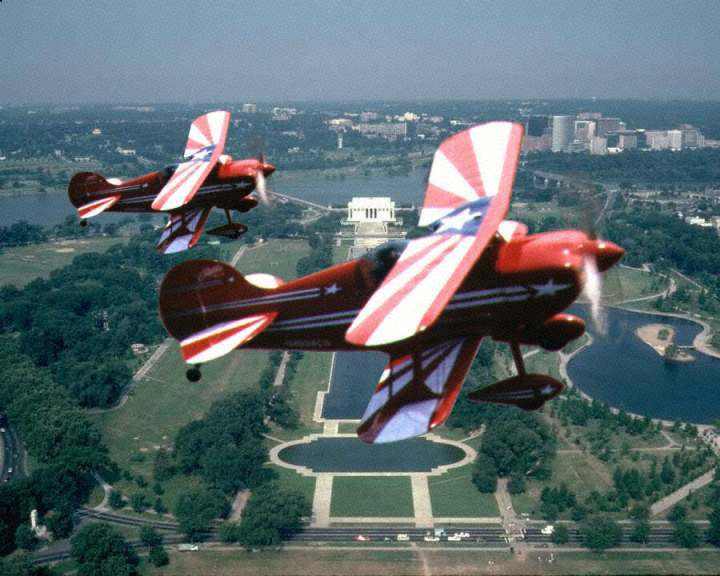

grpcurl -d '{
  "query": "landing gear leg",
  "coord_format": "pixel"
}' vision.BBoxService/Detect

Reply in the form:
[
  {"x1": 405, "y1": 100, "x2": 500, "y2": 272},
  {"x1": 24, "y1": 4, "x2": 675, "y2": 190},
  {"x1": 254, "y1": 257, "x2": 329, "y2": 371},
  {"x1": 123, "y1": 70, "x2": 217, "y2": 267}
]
[
  {"x1": 223, "y1": 208, "x2": 242, "y2": 239},
  {"x1": 510, "y1": 342, "x2": 526, "y2": 377},
  {"x1": 186, "y1": 365, "x2": 202, "y2": 382}
]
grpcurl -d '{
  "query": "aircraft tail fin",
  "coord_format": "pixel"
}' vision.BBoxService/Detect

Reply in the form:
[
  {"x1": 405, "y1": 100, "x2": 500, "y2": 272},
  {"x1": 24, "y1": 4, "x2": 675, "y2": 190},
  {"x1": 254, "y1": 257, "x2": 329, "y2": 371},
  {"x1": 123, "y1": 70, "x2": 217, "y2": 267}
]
[
  {"x1": 159, "y1": 259, "x2": 283, "y2": 363},
  {"x1": 68, "y1": 172, "x2": 121, "y2": 218}
]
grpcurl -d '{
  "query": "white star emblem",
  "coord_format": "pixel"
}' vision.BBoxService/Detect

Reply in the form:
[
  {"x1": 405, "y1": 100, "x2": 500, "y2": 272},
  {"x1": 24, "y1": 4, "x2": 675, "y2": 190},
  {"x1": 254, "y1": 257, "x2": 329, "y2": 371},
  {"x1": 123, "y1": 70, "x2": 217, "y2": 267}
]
[
  {"x1": 435, "y1": 208, "x2": 478, "y2": 234},
  {"x1": 325, "y1": 283, "x2": 341, "y2": 295},
  {"x1": 530, "y1": 279, "x2": 568, "y2": 297},
  {"x1": 540, "y1": 385, "x2": 556, "y2": 397}
]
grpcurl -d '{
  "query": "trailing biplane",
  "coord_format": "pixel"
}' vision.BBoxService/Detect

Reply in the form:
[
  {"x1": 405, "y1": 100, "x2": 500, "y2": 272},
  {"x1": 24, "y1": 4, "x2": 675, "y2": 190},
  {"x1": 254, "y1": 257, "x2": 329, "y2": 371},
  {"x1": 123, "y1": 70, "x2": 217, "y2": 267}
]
[
  {"x1": 158, "y1": 122, "x2": 623, "y2": 443},
  {"x1": 68, "y1": 111, "x2": 274, "y2": 253}
]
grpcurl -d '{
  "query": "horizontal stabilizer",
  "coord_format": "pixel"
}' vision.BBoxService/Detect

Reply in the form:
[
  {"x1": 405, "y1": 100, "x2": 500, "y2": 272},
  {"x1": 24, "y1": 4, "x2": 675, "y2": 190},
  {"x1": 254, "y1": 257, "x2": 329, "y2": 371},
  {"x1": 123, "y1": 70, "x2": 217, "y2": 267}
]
[
  {"x1": 180, "y1": 313, "x2": 277, "y2": 364},
  {"x1": 77, "y1": 194, "x2": 121, "y2": 219},
  {"x1": 468, "y1": 374, "x2": 564, "y2": 411},
  {"x1": 358, "y1": 338, "x2": 481, "y2": 444}
]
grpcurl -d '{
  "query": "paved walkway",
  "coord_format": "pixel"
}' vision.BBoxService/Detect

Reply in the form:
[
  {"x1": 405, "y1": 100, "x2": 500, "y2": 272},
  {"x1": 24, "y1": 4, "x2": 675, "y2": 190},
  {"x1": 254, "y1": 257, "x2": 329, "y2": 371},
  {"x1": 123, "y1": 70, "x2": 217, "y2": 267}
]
[
  {"x1": 495, "y1": 478, "x2": 526, "y2": 556},
  {"x1": 229, "y1": 489, "x2": 251, "y2": 521},
  {"x1": 312, "y1": 474, "x2": 333, "y2": 527},
  {"x1": 411, "y1": 474, "x2": 434, "y2": 528},
  {"x1": 650, "y1": 469, "x2": 716, "y2": 516},
  {"x1": 273, "y1": 352, "x2": 290, "y2": 387}
]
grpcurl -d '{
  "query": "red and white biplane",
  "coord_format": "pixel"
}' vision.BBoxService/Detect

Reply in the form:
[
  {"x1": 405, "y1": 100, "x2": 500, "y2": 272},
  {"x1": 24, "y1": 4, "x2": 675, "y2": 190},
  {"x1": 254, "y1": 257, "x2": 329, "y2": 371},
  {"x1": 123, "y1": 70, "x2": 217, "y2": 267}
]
[
  {"x1": 159, "y1": 122, "x2": 623, "y2": 443},
  {"x1": 68, "y1": 111, "x2": 275, "y2": 253}
]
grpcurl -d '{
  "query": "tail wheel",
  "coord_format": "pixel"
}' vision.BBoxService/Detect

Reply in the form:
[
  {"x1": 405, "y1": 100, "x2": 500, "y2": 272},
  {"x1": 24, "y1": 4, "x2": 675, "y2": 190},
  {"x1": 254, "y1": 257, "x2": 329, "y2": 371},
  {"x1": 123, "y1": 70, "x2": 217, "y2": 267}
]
[
  {"x1": 79, "y1": 219, "x2": 88, "y2": 227},
  {"x1": 186, "y1": 367, "x2": 202, "y2": 382}
]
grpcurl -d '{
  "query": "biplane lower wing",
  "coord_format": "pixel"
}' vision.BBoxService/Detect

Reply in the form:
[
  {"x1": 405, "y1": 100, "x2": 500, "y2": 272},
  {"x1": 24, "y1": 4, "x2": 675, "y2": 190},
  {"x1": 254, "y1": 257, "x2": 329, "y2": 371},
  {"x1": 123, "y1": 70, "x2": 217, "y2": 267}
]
[
  {"x1": 156, "y1": 207, "x2": 212, "y2": 254},
  {"x1": 357, "y1": 338, "x2": 482, "y2": 443}
]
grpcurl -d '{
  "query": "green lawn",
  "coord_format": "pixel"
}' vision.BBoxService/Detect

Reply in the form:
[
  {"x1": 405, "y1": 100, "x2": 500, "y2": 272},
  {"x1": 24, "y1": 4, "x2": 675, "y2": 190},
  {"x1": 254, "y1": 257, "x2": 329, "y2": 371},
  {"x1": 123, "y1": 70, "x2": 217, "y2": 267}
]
[
  {"x1": 0, "y1": 236, "x2": 123, "y2": 287},
  {"x1": 269, "y1": 465, "x2": 317, "y2": 505},
  {"x1": 428, "y1": 466, "x2": 499, "y2": 517},
  {"x1": 91, "y1": 340, "x2": 270, "y2": 473},
  {"x1": 235, "y1": 238, "x2": 311, "y2": 281},
  {"x1": 331, "y1": 476, "x2": 414, "y2": 517}
]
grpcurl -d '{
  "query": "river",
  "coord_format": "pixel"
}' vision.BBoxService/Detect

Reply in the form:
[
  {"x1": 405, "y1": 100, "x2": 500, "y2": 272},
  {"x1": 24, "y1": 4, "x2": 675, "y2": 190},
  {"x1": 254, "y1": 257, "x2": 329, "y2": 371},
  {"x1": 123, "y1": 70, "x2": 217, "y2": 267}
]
[{"x1": 0, "y1": 172, "x2": 427, "y2": 226}]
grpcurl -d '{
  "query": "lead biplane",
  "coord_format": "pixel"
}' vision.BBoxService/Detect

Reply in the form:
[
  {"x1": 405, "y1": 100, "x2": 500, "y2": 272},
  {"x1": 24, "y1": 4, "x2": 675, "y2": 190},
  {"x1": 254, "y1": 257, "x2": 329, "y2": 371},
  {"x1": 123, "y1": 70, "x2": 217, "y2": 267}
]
[
  {"x1": 158, "y1": 122, "x2": 623, "y2": 443},
  {"x1": 68, "y1": 111, "x2": 275, "y2": 253}
]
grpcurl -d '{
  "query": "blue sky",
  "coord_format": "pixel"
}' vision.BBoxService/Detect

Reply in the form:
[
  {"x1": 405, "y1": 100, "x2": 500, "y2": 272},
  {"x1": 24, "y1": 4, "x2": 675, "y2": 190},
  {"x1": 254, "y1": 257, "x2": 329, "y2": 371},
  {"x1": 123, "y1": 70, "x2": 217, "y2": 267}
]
[{"x1": 1, "y1": 0, "x2": 718, "y2": 103}]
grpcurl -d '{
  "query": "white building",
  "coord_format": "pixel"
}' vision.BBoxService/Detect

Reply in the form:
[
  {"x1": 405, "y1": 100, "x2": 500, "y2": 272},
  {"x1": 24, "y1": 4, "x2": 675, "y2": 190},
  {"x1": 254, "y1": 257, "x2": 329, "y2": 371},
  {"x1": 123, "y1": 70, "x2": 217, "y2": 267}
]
[
  {"x1": 668, "y1": 129, "x2": 683, "y2": 151},
  {"x1": 590, "y1": 136, "x2": 608, "y2": 155},
  {"x1": 346, "y1": 197, "x2": 397, "y2": 224},
  {"x1": 552, "y1": 116, "x2": 574, "y2": 152},
  {"x1": 645, "y1": 131, "x2": 670, "y2": 150},
  {"x1": 242, "y1": 103, "x2": 257, "y2": 113}
]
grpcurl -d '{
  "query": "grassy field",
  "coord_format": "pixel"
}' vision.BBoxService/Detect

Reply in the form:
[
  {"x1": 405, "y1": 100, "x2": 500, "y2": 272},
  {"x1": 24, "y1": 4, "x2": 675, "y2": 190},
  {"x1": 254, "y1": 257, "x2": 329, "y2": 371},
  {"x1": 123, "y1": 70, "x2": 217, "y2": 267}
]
[
  {"x1": 331, "y1": 477, "x2": 414, "y2": 517},
  {"x1": 233, "y1": 238, "x2": 311, "y2": 280},
  {"x1": 290, "y1": 352, "x2": 334, "y2": 432},
  {"x1": 147, "y1": 548, "x2": 720, "y2": 576},
  {"x1": 269, "y1": 465, "x2": 317, "y2": 505},
  {"x1": 428, "y1": 466, "x2": 499, "y2": 517},
  {"x1": 0, "y1": 236, "x2": 123, "y2": 286}
]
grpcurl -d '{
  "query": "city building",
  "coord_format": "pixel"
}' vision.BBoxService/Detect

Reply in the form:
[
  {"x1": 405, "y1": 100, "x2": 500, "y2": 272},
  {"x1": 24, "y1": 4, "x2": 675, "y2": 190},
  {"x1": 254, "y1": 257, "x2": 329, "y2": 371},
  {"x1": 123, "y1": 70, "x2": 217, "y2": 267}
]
[
  {"x1": 679, "y1": 125, "x2": 704, "y2": 149},
  {"x1": 645, "y1": 130, "x2": 671, "y2": 150},
  {"x1": 617, "y1": 131, "x2": 639, "y2": 150},
  {"x1": 359, "y1": 111, "x2": 379, "y2": 122},
  {"x1": 354, "y1": 122, "x2": 408, "y2": 140},
  {"x1": 577, "y1": 112, "x2": 603, "y2": 120},
  {"x1": 346, "y1": 197, "x2": 397, "y2": 224},
  {"x1": 574, "y1": 120, "x2": 596, "y2": 144},
  {"x1": 596, "y1": 117, "x2": 623, "y2": 137},
  {"x1": 551, "y1": 115, "x2": 574, "y2": 152},
  {"x1": 668, "y1": 129, "x2": 683, "y2": 151},
  {"x1": 241, "y1": 103, "x2": 257, "y2": 113},
  {"x1": 343, "y1": 197, "x2": 405, "y2": 256},
  {"x1": 526, "y1": 115, "x2": 550, "y2": 137},
  {"x1": 590, "y1": 136, "x2": 608, "y2": 155}
]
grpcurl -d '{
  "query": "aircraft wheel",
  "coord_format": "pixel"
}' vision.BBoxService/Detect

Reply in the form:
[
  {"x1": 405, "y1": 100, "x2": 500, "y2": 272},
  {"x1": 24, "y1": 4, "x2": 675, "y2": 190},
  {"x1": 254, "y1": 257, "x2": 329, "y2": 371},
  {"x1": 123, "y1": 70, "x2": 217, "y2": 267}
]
[
  {"x1": 186, "y1": 367, "x2": 202, "y2": 382},
  {"x1": 79, "y1": 219, "x2": 88, "y2": 227}
]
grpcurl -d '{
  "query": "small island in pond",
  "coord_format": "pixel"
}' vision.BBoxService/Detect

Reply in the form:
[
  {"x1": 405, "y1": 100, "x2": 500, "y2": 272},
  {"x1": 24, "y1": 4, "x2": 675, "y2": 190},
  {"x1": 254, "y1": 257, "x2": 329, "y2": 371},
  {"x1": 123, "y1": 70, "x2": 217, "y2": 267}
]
[{"x1": 635, "y1": 323, "x2": 695, "y2": 362}]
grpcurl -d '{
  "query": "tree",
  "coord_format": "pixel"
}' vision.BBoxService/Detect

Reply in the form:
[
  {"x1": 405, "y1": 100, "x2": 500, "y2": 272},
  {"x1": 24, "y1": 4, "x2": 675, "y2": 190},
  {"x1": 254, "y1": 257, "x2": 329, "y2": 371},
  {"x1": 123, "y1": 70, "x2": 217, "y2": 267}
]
[
  {"x1": 551, "y1": 524, "x2": 569, "y2": 545},
  {"x1": 668, "y1": 503, "x2": 687, "y2": 523},
  {"x1": 148, "y1": 545, "x2": 169, "y2": 567},
  {"x1": 508, "y1": 473, "x2": 526, "y2": 494},
  {"x1": 174, "y1": 488, "x2": 226, "y2": 541},
  {"x1": 219, "y1": 521, "x2": 240, "y2": 543},
  {"x1": 14, "y1": 523, "x2": 37, "y2": 551},
  {"x1": 153, "y1": 497, "x2": 167, "y2": 515},
  {"x1": 707, "y1": 506, "x2": 720, "y2": 547},
  {"x1": 580, "y1": 515, "x2": 622, "y2": 551},
  {"x1": 129, "y1": 492, "x2": 148, "y2": 513},
  {"x1": 70, "y1": 523, "x2": 138, "y2": 575},
  {"x1": 238, "y1": 483, "x2": 310, "y2": 548},
  {"x1": 472, "y1": 454, "x2": 498, "y2": 493},
  {"x1": 660, "y1": 458, "x2": 676, "y2": 484},
  {"x1": 629, "y1": 520, "x2": 651, "y2": 543},
  {"x1": 108, "y1": 490, "x2": 124, "y2": 510},
  {"x1": 673, "y1": 521, "x2": 701, "y2": 548},
  {"x1": 139, "y1": 526, "x2": 162, "y2": 548}
]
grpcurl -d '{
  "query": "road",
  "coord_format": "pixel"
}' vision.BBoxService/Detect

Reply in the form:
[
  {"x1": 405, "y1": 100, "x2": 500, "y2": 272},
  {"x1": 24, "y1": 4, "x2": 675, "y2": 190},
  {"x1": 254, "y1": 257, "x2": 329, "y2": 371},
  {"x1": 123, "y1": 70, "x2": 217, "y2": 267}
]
[{"x1": 1, "y1": 422, "x2": 26, "y2": 483}]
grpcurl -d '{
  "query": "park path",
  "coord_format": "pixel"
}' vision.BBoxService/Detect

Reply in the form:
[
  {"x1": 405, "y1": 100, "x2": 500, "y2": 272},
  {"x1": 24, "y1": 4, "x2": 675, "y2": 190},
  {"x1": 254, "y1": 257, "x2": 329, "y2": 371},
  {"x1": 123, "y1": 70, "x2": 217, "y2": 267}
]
[
  {"x1": 650, "y1": 469, "x2": 716, "y2": 517},
  {"x1": 312, "y1": 474, "x2": 333, "y2": 528},
  {"x1": 411, "y1": 474, "x2": 433, "y2": 528},
  {"x1": 495, "y1": 478, "x2": 526, "y2": 557},
  {"x1": 273, "y1": 352, "x2": 290, "y2": 387}
]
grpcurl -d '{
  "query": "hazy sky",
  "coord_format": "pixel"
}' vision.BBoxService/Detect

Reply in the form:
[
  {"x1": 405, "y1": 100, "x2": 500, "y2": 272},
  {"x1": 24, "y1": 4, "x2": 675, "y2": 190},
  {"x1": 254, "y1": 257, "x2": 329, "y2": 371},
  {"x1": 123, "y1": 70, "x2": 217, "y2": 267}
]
[{"x1": 1, "y1": 1, "x2": 718, "y2": 104}]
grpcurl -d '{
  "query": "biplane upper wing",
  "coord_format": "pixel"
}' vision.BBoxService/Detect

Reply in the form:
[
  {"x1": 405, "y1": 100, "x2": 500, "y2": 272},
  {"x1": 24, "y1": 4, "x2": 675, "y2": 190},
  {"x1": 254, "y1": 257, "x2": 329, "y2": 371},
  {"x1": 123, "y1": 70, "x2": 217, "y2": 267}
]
[
  {"x1": 151, "y1": 111, "x2": 230, "y2": 212},
  {"x1": 357, "y1": 338, "x2": 482, "y2": 443},
  {"x1": 156, "y1": 206, "x2": 212, "y2": 254},
  {"x1": 345, "y1": 122, "x2": 523, "y2": 347}
]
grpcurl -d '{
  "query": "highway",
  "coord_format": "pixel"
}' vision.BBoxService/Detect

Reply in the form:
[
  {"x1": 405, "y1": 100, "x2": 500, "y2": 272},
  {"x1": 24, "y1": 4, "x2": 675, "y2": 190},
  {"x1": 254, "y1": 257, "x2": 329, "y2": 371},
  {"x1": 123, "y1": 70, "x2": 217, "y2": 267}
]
[{"x1": 0, "y1": 418, "x2": 25, "y2": 483}]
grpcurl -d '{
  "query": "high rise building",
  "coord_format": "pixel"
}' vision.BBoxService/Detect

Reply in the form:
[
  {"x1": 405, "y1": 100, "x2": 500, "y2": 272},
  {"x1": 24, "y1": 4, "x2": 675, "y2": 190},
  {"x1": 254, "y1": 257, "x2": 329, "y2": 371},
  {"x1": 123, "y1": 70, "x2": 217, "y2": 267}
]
[
  {"x1": 551, "y1": 115, "x2": 574, "y2": 152},
  {"x1": 617, "y1": 131, "x2": 638, "y2": 150},
  {"x1": 241, "y1": 103, "x2": 257, "y2": 113},
  {"x1": 574, "y1": 120, "x2": 596, "y2": 143},
  {"x1": 526, "y1": 115, "x2": 550, "y2": 137},
  {"x1": 577, "y1": 112, "x2": 603, "y2": 120}
]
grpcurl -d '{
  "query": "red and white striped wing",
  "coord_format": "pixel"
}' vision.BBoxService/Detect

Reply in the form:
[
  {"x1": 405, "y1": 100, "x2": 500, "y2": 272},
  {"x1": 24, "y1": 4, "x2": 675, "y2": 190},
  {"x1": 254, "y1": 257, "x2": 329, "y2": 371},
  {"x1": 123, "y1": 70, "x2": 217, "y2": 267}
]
[
  {"x1": 419, "y1": 122, "x2": 524, "y2": 226},
  {"x1": 357, "y1": 338, "x2": 482, "y2": 443},
  {"x1": 346, "y1": 122, "x2": 523, "y2": 347},
  {"x1": 180, "y1": 312, "x2": 277, "y2": 364},
  {"x1": 151, "y1": 111, "x2": 230, "y2": 212},
  {"x1": 77, "y1": 194, "x2": 121, "y2": 219},
  {"x1": 156, "y1": 207, "x2": 212, "y2": 254}
]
